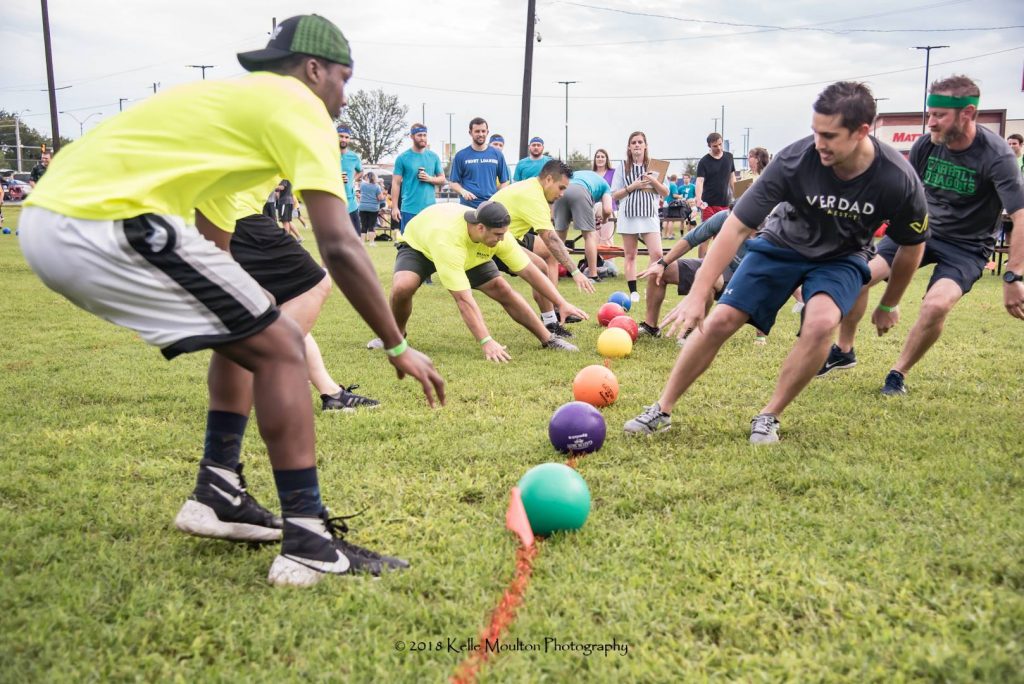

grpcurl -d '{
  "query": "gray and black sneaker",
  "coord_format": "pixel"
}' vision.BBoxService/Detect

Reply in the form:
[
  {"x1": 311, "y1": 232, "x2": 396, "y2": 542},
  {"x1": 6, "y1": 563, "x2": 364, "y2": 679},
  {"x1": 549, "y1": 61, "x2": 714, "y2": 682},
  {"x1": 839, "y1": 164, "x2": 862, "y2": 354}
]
[
  {"x1": 564, "y1": 314, "x2": 584, "y2": 324},
  {"x1": 175, "y1": 460, "x2": 283, "y2": 542},
  {"x1": 624, "y1": 403, "x2": 672, "y2": 434},
  {"x1": 638, "y1": 321, "x2": 661, "y2": 338},
  {"x1": 816, "y1": 344, "x2": 857, "y2": 377},
  {"x1": 880, "y1": 370, "x2": 907, "y2": 396},
  {"x1": 749, "y1": 413, "x2": 780, "y2": 444},
  {"x1": 322, "y1": 385, "x2": 381, "y2": 412},
  {"x1": 267, "y1": 509, "x2": 409, "y2": 588},
  {"x1": 542, "y1": 336, "x2": 578, "y2": 352},
  {"x1": 545, "y1": 321, "x2": 574, "y2": 339}
]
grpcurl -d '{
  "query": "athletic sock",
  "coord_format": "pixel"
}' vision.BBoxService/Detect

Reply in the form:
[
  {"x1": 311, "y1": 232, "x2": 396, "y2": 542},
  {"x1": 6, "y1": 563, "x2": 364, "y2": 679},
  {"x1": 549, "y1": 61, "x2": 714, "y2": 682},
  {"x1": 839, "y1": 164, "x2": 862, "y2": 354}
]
[
  {"x1": 202, "y1": 411, "x2": 248, "y2": 470},
  {"x1": 540, "y1": 310, "x2": 558, "y2": 326},
  {"x1": 627, "y1": 279, "x2": 638, "y2": 294},
  {"x1": 274, "y1": 467, "x2": 324, "y2": 518}
]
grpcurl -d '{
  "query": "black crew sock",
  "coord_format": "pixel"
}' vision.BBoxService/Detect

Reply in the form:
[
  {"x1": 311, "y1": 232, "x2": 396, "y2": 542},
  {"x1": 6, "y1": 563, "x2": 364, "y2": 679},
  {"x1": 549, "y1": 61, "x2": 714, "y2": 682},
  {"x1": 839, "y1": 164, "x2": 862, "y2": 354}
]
[
  {"x1": 274, "y1": 467, "x2": 324, "y2": 518},
  {"x1": 202, "y1": 411, "x2": 248, "y2": 470},
  {"x1": 627, "y1": 279, "x2": 638, "y2": 294}
]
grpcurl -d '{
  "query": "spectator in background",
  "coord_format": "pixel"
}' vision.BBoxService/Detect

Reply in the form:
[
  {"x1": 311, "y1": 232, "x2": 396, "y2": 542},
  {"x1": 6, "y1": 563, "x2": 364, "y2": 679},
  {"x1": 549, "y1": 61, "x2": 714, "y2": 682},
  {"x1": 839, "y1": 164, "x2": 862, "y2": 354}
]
[
  {"x1": 263, "y1": 185, "x2": 279, "y2": 219},
  {"x1": 513, "y1": 136, "x2": 553, "y2": 182},
  {"x1": 610, "y1": 131, "x2": 668, "y2": 305},
  {"x1": 391, "y1": 123, "x2": 445, "y2": 233},
  {"x1": 593, "y1": 148, "x2": 616, "y2": 245},
  {"x1": 449, "y1": 117, "x2": 510, "y2": 208},
  {"x1": 1008, "y1": 133, "x2": 1024, "y2": 174},
  {"x1": 358, "y1": 171, "x2": 384, "y2": 245},
  {"x1": 742, "y1": 147, "x2": 770, "y2": 180},
  {"x1": 338, "y1": 125, "x2": 363, "y2": 234},
  {"x1": 695, "y1": 132, "x2": 735, "y2": 256},
  {"x1": 678, "y1": 173, "x2": 696, "y2": 200},
  {"x1": 277, "y1": 180, "x2": 301, "y2": 241},
  {"x1": 662, "y1": 173, "x2": 682, "y2": 241},
  {"x1": 29, "y1": 151, "x2": 51, "y2": 187},
  {"x1": 489, "y1": 134, "x2": 505, "y2": 152}
]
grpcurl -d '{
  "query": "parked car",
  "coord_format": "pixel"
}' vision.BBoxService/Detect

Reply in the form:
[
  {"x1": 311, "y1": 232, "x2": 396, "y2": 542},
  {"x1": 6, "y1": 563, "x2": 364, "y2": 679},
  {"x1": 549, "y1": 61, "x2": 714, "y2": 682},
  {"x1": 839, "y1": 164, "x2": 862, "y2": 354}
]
[{"x1": 1, "y1": 177, "x2": 32, "y2": 201}]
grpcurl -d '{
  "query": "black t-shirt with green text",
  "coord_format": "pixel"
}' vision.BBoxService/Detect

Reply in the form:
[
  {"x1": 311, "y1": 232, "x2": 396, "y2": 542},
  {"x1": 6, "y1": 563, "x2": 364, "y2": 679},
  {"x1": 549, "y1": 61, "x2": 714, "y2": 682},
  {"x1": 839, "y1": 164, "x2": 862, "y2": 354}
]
[
  {"x1": 733, "y1": 135, "x2": 929, "y2": 261},
  {"x1": 909, "y1": 125, "x2": 1024, "y2": 251}
]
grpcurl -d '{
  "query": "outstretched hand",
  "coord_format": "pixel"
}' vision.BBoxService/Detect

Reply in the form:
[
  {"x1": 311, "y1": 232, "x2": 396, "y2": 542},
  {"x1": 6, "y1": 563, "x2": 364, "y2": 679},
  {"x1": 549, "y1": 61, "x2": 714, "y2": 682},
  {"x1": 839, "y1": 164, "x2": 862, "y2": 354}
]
[
  {"x1": 388, "y1": 346, "x2": 446, "y2": 407},
  {"x1": 661, "y1": 296, "x2": 705, "y2": 341}
]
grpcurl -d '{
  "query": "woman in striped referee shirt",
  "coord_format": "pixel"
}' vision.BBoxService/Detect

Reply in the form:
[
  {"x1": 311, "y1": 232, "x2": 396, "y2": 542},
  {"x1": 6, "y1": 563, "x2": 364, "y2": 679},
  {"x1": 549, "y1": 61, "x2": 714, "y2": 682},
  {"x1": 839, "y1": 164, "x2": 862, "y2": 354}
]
[{"x1": 610, "y1": 131, "x2": 668, "y2": 304}]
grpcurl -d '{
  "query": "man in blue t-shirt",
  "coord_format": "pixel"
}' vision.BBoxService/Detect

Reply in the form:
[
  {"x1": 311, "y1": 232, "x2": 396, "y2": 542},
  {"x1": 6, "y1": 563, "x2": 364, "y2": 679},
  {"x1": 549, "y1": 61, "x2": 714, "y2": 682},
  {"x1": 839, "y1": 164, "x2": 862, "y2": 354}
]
[
  {"x1": 449, "y1": 117, "x2": 510, "y2": 208},
  {"x1": 678, "y1": 174, "x2": 696, "y2": 200},
  {"x1": 513, "y1": 136, "x2": 553, "y2": 182},
  {"x1": 337, "y1": 125, "x2": 363, "y2": 234},
  {"x1": 391, "y1": 123, "x2": 446, "y2": 233}
]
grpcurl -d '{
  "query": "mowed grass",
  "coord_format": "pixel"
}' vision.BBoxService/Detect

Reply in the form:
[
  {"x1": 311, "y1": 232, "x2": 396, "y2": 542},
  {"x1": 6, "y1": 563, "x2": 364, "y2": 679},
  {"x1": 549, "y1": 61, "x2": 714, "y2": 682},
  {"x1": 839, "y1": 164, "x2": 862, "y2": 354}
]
[{"x1": 1, "y1": 213, "x2": 1023, "y2": 682}]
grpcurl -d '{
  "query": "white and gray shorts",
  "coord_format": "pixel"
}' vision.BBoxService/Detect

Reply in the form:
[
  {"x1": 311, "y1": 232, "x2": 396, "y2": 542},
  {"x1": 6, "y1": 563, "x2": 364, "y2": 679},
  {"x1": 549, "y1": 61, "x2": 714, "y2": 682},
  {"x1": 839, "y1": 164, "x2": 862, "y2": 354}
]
[{"x1": 19, "y1": 207, "x2": 278, "y2": 359}]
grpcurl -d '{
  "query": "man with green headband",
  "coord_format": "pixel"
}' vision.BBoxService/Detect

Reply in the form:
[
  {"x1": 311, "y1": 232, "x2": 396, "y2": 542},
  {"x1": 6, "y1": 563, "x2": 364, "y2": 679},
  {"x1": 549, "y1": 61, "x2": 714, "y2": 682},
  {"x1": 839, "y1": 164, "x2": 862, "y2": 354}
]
[
  {"x1": 21, "y1": 14, "x2": 446, "y2": 587},
  {"x1": 820, "y1": 74, "x2": 1024, "y2": 393}
]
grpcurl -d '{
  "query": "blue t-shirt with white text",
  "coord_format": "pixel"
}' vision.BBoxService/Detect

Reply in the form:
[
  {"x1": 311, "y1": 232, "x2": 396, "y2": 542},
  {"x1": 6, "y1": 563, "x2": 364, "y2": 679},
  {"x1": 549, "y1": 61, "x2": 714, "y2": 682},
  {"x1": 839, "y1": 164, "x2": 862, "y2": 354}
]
[{"x1": 450, "y1": 145, "x2": 510, "y2": 207}]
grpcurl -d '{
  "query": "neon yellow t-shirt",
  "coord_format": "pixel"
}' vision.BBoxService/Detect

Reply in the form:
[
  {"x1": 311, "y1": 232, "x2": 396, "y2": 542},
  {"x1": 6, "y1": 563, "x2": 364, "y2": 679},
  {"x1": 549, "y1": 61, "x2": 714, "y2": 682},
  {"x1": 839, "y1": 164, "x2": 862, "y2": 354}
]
[
  {"x1": 399, "y1": 203, "x2": 529, "y2": 291},
  {"x1": 491, "y1": 177, "x2": 554, "y2": 240},
  {"x1": 27, "y1": 73, "x2": 344, "y2": 222},
  {"x1": 198, "y1": 178, "x2": 280, "y2": 233}
]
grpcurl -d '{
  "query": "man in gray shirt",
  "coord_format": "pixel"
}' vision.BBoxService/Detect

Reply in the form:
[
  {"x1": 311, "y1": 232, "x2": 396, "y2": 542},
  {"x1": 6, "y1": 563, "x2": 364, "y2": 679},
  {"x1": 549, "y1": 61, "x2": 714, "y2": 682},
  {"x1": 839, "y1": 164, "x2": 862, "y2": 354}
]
[
  {"x1": 624, "y1": 81, "x2": 929, "y2": 444},
  {"x1": 819, "y1": 74, "x2": 1024, "y2": 395}
]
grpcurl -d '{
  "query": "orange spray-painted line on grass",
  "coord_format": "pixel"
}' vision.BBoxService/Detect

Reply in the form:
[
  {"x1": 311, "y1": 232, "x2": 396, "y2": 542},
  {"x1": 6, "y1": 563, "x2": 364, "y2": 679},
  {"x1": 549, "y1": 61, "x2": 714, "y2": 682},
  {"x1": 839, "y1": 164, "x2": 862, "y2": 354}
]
[{"x1": 450, "y1": 451, "x2": 586, "y2": 684}]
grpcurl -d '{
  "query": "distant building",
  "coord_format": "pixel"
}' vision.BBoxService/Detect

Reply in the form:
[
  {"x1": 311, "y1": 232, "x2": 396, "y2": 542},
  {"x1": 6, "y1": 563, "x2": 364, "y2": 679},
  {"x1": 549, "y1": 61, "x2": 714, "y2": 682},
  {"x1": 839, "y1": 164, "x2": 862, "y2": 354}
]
[{"x1": 874, "y1": 109, "x2": 1009, "y2": 156}]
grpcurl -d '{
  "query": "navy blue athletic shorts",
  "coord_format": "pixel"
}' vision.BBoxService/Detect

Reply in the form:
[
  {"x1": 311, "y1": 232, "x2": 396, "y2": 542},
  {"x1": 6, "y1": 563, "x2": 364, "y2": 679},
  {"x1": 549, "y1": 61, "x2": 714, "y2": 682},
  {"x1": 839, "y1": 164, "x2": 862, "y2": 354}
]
[{"x1": 875, "y1": 235, "x2": 988, "y2": 295}]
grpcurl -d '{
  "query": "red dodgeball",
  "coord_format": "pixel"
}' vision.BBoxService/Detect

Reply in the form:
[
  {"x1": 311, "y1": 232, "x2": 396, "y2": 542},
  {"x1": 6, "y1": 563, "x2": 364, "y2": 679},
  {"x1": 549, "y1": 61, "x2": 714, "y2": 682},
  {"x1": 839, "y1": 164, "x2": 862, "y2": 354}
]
[{"x1": 597, "y1": 302, "x2": 626, "y2": 326}]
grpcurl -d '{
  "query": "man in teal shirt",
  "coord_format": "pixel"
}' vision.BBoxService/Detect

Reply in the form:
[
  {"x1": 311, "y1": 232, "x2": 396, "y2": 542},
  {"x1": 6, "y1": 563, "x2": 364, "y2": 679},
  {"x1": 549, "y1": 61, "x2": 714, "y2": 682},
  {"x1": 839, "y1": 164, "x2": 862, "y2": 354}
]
[
  {"x1": 553, "y1": 169, "x2": 613, "y2": 281},
  {"x1": 391, "y1": 123, "x2": 446, "y2": 233},
  {"x1": 338, "y1": 125, "x2": 363, "y2": 233},
  {"x1": 513, "y1": 136, "x2": 553, "y2": 182}
]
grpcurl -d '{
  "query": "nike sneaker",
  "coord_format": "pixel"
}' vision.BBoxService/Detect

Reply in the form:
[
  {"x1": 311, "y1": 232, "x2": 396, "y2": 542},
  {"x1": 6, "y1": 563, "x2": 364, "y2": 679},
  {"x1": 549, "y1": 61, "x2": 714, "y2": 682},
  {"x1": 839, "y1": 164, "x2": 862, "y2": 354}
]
[
  {"x1": 175, "y1": 460, "x2": 282, "y2": 542},
  {"x1": 816, "y1": 344, "x2": 857, "y2": 377}
]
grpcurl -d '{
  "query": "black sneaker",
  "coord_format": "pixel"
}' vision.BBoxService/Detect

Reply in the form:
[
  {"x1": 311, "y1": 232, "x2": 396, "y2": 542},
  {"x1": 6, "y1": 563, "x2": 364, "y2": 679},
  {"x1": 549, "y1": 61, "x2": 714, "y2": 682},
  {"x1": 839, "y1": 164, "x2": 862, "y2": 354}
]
[
  {"x1": 545, "y1": 321, "x2": 574, "y2": 339},
  {"x1": 321, "y1": 385, "x2": 381, "y2": 412},
  {"x1": 564, "y1": 314, "x2": 584, "y2": 324},
  {"x1": 587, "y1": 274, "x2": 603, "y2": 283},
  {"x1": 816, "y1": 344, "x2": 857, "y2": 377},
  {"x1": 881, "y1": 370, "x2": 907, "y2": 396},
  {"x1": 267, "y1": 509, "x2": 409, "y2": 587},
  {"x1": 638, "y1": 321, "x2": 661, "y2": 338},
  {"x1": 175, "y1": 460, "x2": 283, "y2": 542}
]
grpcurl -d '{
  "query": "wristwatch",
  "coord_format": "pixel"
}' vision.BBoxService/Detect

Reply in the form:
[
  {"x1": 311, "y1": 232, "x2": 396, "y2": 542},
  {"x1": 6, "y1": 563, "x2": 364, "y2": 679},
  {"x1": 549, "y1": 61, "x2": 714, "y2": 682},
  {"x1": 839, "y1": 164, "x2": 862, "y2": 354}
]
[
  {"x1": 1004, "y1": 271, "x2": 1023, "y2": 284},
  {"x1": 656, "y1": 258, "x2": 668, "y2": 268}
]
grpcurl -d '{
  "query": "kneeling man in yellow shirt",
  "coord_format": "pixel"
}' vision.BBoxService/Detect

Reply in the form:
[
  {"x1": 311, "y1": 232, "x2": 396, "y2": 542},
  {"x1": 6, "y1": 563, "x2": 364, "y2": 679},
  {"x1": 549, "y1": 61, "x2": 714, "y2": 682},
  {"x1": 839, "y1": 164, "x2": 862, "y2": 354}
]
[{"x1": 368, "y1": 201, "x2": 588, "y2": 361}]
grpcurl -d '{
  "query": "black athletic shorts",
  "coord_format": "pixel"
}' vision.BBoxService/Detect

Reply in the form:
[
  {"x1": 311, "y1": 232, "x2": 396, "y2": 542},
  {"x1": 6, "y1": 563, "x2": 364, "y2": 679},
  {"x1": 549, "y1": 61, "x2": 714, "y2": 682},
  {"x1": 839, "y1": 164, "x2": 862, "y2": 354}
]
[
  {"x1": 517, "y1": 229, "x2": 537, "y2": 252},
  {"x1": 875, "y1": 234, "x2": 988, "y2": 295},
  {"x1": 395, "y1": 242, "x2": 500, "y2": 288},
  {"x1": 676, "y1": 257, "x2": 735, "y2": 299},
  {"x1": 230, "y1": 214, "x2": 326, "y2": 304},
  {"x1": 278, "y1": 204, "x2": 294, "y2": 222}
]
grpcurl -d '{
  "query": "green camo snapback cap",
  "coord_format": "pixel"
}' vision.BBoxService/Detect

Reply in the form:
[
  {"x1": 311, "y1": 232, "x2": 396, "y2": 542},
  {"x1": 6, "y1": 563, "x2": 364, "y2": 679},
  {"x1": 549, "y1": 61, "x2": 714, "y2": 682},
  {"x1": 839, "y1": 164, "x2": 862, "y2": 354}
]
[{"x1": 237, "y1": 15, "x2": 352, "y2": 71}]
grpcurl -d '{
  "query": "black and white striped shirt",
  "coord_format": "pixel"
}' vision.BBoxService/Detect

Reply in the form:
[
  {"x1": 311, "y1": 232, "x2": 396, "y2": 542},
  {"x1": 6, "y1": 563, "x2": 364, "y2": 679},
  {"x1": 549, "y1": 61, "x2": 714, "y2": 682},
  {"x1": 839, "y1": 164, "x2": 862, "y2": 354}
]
[{"x1": 619, "y1": 162, "x2": 658, "y2": 218}]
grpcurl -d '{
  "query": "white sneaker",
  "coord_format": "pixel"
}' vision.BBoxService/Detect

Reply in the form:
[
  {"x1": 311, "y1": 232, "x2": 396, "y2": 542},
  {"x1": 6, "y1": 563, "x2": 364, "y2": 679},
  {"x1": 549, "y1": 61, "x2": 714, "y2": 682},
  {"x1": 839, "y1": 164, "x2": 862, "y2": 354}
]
[
  {"x1": 366, "y1": 338, "x2": 384, "y2": 350},
  {"x1": 630, "y1": 291, "x2": 641, "y2": 304}
]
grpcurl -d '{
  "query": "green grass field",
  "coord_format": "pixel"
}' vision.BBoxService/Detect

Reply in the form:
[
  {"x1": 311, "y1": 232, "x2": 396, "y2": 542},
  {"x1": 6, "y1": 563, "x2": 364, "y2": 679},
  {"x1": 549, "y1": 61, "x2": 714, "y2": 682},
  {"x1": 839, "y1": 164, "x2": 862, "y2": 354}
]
[{"x1": 1, "y1": 209, "x2": 1022, "y2": 682}]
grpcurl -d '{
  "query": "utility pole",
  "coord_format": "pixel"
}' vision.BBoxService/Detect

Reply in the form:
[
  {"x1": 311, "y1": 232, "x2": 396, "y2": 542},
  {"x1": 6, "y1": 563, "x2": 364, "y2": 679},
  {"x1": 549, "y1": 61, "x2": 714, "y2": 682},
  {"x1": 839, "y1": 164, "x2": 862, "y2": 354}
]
[
  {"x1": 187, "y1": 64, "x2": 215, "y2": 80},
  {"x1": 914, "y1": 45, "x2": 949, "y2": 133},
  {"x1": 61, "y1": 111, "x2": 102, "y2": 137},
  {"x1": 872, "y1": 97, "x2": 889, "y2": 135},
  {"x1": 712, "y1": 117, "x2": 718, "y2": 133},
  {"x1": 446, "y1": 112, "x2": 454, "y2": 164},
  {"x1": 119, "y1": 98, "x2": 128, "y2": 112},
  {"x1": 743, "y1": 126, "x2": 752, "y2": 161},
  {"x1": 518, "y1": 0, "x2": 537, "y2": 161},
  {"x1": 721, "y1": 105, "x2": 726, "y2": 147},
  {"x1": 151, "y1": 82, "x2": 160, "y2": 94},
  {"x1": 14, "y1": 111, "x2": 27, "y2": 172},
  {"x1": 421, "y1": 103, "x2": 426, "y2": 127},
  {"x1": 557, "y1": 80, "x2": 577, "y2": 161},
  {"x1": 40, "y1": 0, "x2": 62, "y2": 152}
]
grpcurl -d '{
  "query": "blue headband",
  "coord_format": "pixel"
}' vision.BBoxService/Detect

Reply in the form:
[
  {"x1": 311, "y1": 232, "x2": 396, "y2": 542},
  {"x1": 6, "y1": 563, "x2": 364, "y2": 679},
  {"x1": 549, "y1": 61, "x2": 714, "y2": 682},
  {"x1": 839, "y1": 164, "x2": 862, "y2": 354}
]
[
  {"x1": 529, "y1": 137, "x2": 543, "y2": 144},
  {"x1": 336, "y1": 126, "x2": 352, "y2": 134},
  {"x1": 490, "y1": 134, "x2": 504, "y2": 143},
  {"x1": 410, "y1": 126, "x2": 428, "y2": 135}
]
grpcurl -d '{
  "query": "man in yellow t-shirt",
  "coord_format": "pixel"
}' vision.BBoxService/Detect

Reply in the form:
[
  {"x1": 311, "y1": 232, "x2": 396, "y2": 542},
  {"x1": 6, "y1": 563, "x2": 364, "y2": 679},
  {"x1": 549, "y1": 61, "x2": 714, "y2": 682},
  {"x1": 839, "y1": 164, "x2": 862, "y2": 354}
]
[
  {"x1": 367, "y1": 201, "x2": 588, "y2": 362},
  {"x1": 19, "y1": 14, "x2": 445, "y2": 588},
  {"x1": 492, "y1": 160, "x2": 596, "y2": 338}
]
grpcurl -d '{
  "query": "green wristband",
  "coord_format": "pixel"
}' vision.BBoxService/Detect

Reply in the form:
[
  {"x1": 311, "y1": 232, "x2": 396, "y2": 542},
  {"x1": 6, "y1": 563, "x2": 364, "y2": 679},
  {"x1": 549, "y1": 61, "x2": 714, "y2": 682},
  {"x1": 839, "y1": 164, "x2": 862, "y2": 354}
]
[
  {"x1": 479, "y1": 336, "x2": 493, "y2": 345},
  {"x1": 877, "y1": 303, "x2": 897, "y2": 313},
  {"x1": 385, "y1": 338, "x2": 408, "y2": 357},
  {"x1": 571, "y1": 269, "x2": 581, "y2": 277}
]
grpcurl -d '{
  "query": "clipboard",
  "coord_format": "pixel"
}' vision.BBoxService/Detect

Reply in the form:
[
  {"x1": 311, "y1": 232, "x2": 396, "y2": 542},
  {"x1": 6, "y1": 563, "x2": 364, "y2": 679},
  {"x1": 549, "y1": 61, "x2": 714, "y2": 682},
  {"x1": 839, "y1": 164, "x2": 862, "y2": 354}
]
[
  {"x1": 733, "y1": 177, "x2": 754, "y2": 199},
  {"x1": 646, "y1": 158, "x2": 670, "y2": 183}
]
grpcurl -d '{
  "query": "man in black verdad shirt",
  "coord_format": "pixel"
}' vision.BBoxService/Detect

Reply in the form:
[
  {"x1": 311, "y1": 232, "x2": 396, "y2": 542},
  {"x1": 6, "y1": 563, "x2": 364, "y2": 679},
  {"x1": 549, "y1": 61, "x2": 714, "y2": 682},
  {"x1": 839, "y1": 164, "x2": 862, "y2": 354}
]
[
  {"x1": 821, "y1": 74, "x2": 1024, "y2": 395},
  {"x1": 624, "y1": 81, "x2": 928, "y2": 443}
]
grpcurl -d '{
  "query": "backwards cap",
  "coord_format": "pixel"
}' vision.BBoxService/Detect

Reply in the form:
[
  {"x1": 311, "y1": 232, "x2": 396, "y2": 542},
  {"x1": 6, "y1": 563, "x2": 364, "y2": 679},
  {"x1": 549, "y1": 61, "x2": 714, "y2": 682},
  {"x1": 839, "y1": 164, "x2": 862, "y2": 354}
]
[{"x1": 238, "y1": 15, "x2": 352, "y2": 72}]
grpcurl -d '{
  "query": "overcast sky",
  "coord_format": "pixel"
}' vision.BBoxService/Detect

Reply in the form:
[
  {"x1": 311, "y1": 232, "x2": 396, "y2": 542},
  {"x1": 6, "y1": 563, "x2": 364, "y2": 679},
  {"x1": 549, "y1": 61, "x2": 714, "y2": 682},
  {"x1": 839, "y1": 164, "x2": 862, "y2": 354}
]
[{"x1": 3, "y1": 0, "x2": 1023, "y2": 168}]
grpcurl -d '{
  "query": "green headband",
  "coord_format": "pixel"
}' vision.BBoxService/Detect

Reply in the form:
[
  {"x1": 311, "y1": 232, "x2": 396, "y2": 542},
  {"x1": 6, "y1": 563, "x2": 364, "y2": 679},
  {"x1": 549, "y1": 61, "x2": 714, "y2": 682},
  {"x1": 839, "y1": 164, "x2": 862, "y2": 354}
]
[{"x1": 927, "y1": 93, "x2": 980, "y2": 109}]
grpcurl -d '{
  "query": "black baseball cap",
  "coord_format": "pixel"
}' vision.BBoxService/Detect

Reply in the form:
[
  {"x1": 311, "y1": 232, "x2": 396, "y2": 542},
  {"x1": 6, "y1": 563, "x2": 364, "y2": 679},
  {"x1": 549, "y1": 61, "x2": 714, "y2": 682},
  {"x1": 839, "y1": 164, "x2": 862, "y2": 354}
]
[
  {"x1": 237, "y1": 15, "x2": 352, "y2": 72},
  {"x1": 464, "y1": 201, "x2": 511, "y2": 229}
]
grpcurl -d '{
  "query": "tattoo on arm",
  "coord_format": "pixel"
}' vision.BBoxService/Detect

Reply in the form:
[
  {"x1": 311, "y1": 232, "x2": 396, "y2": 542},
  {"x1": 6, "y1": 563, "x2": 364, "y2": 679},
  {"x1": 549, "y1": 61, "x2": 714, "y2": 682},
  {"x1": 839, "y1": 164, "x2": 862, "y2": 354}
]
[{"x1": 542, "y1": 231, "x2": 576, "y2": 271}]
